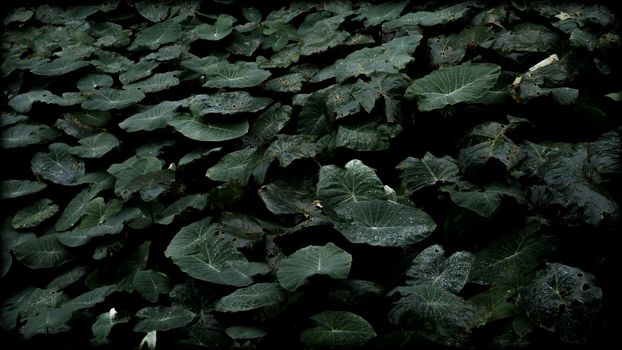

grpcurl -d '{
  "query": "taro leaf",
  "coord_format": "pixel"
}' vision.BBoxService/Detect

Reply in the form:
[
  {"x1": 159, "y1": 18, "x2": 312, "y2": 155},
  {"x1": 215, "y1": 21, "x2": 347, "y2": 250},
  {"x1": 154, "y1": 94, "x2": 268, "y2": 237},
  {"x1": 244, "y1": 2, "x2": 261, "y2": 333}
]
[
  {"x1": 0, "y1": 113, "x2": 28, "y2": 127},
  {"x1": 80, "y1": 197, "x2": 123, "y2": 228},
  {"x1": 12, "y1": 198, "x2": 59, "y2": 229},
  {"x1": 54, "y1": 113, "x2": 102, "y2": 139},
  {"x1": 263, "y1": 73, "x2": 305, "y2": 93},
  {"x1": 589, "y1": 130, "x2": 621, "y2": 175},
  {"x1": 13, "y1": 234, "x2": 74, "y2": 269},
  {"x1": 276, "y1": 243, "x2": 352, "y2": 292},
  {"x1": 300, "y1": 311, "x2": 376, "y2": 347},
  {"x1": 189, "y1": 92, "x2": 272, "y2": 115},
  {"x1": 298, "y1": 14, "x2": 349, "y2": 56},
  {"x1": 403, "y1": 245, "x2": 473, "y2": 293},
  {"x1": 215, "y1": 283, "x2": 284, "y2": 312},
  {"x1": 334, "y1": 200, "x2": 436, "y2": 247},
  {"x1": 492, "y1": 23, "x2": 561, "y2": 53},
  {"x1": 227, "y1": 31, "x2": 262, "y2": 57},
  {"x1": 1, "y1": 225, "x2": 33, "y2": 276},
  {"x1": 55, "y1": 187, "x2": 98, "y2": 231},
  {"x1": 459, "y1": 121, "x2": 524, "y2": 173},
  {"x1": 57, "y1": 208, "x2": 141, "y2": 247},
  {"x1": 8, "y1": 90, "x2": 63, "y2": 113},
  {"x1": 81, "y1": 88, "x2": 145, "y2": 111},
  {"x1": 266, "y1": 134, "x2": 317, "y2": 167},
  {"x1": 123, "y1": 71, "x2": 180, "y2": 93},
  {"x1": 119, "y1": 60, "x2": 159, "y2": 85},
  {"x1": 133, "y1": 270, "x2": 172, "y2": 303},
  {"x1": 202, "y1": 62, "x2": 271, "y2": 88},
  {"x1": 129, "y1": 21, "x2": 182, "y2": 50},
  {"x1": 134, "y1": 306, "x2": 196, "y2": 332},
  {"x1": 92, "y1": 308, "x2": 130, "y2": 345},
  {"x1": 196, "y1": 14, "x2": 235, "y2": 41},
  {"x1": 444, "y1": 182, "x2": 525, "y2": 217},
  {"x1": 469, "y1": 286, "x2": 521, "y2": 322},
  {"x1": 179, "y1": 148, "x2": 222, "y2": 166},
  {"x1": 259, "y1": 46, "x2": 301, "y2": 69},
  {"x1": 336, "y1": 121, "x2": 401, "y2": 152},
  {"x1": 335, "y1": 34, "x2": 423, "y2": 83},
  {"x1": 62, "y1": 285, "x2": 118, "y2": 312},
  {"x1": 156, "y1": 193, "x2": 208, "y2": 225},
  {"x1": 258, "y1": 177, "x2": 319, "y2": 215},
  {"x1": 1, "y1": 180, "x2": 47, "y2": 199},
  {"x1": 389, "y1": 284, "x2": 485, "y2": 347},
  {"x1": 397, "y1": 152, "x2": 460, "y2": 193},
  {"x1": 297, "y1": 93, "x2": 333, "y2": 138},
  {"x1": 206, "y1": 148, "x2": 257, "y2": 186},
  {"x1": 70, "y1": 133, "x2": 119, "y2": 158},
  {"x1": 352, "y1": 74, "x2": 408, "y2": 122},
  {"x1": 405, "y1": 63, "x2": 501, "y2": 111},
  {"x1": 247, "y1": 103, "x2": 292, "y2": 146},
  {"x1": 119, "y1": 101, "x2": 181, "y2": 132},
  {"x1": 469, "y1": 223, "x2": 554, "y2": 285},
  {"x1": 317, "y1": 159, "x2": 385, "y2": 209},
  {"x1": 31, "y1": 147, "x2": 85, "y2": 186},
  {"x1": 384, "y1": 2, "x2": 477, "y2": 31},
  {"x1": 519, "y1": 263, "x2": 602, "y2": 343},
  {"x1": 535, "y1": 3, "x2": 614, "y2": 34},
  {"x1": 169, "y1": 115, "x2": 249, "y2": 142},
  {"x1": 261, "y1": 21, "x2": 298, "y2": 52},
  {"x1": 77, "y1": 74, "x2": 114, "y2": 92},
  {"x1": 107, "y1": 156, "x2": 165, "y2": 199},
  {"x1": 30, "y1": 58, "x2": 89, "y2": 76},
  {"x1": 135, "y1": 1, "x2": 169, "y2": 22},
  {"x1": 1, "y1": 123, "x2": 60, "y2": 149},
  {"x1": 353, "y1": 1, "x2": 409, "y2": 27},
  {"x1": 165, "y1": 218, "x2": 268, "y2": 286},
  {"x1": 91, "y1": 50, "x2": 132, "y2": 74}
]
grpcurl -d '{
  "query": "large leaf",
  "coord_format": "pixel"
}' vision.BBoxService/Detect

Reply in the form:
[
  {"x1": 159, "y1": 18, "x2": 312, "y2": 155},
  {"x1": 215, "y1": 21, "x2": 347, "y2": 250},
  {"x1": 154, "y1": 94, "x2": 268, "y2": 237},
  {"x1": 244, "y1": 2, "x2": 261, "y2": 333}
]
[
  {"x1": 202, "y1": 62, "x2": 271, "y2": 88},
  {"x1": 12, "y1": 198, "x2": 59, "y2": 229},
  {"x1": 300, "y1": 311, "x2": 376, "y2": 347},
  {"x1": 334, "y1": 200, "x2": 436, "y2": 247},
  {"x1": 265, "y1": 134, "x2": 317, "y2": 167},
  {"x1": 123, "y1": 71, "x2": 180, "y2": 93},
  {"x1": 316, "y1": 159, "x2": 385, "y2": 209},
  {"x1": 55, "y1": 187, "x2": 98, "y2": 231},
  {"x1": 519, "y1": 263, "x2": 602, "y2": 343},
  {"x1": 13, "y1": 234, "x2": 74, "y2": 269},
  {"x1": 336, "y1": 121, "x2": 401, "y2": 152},
  {"x1": 397, "y1": 152, "x2": 460, "y2": 193},
  {"x1": 384, "y1": 2, "x2": 477, "y2": 31},
  {"x1": 353, "y1": 1, "x2": 409, "y2": 27},
  {"x1": 459, "y1": 121, "x2": 524, "y2": 173},
  {"x1": 403, "y1": 245, "x2": 473, "y2": 293},
  {"x1": 247, "y1": 103, "x2": 292, "y2": 146},
  {"x1": 352, "y1": 74, "x2": 408, "y2": 122},
  {"x1": 206, "y1": 148, "x2": 257, "y2": 185},
  {"x1": 298, "y1": 14, "x2": 349, "y2": 56},
  {"x1": 119, "y1": 101, "x2": 181, "y2": 132},
  {"x1": 133, "y1": 270, "x2": 172, "y2": 303},
  {"x1": 297, "y1": 93, "x2": 333, "y2": 138},
  {"x1": 1, "y1": 180, "x2": 47, "y2": 199},
  {"x1": 31, "y1": 147, "x2": 85, "y2": 186},
  {"x1": 215, "y1": 283, "x2": 284, "y2": 312},
  {"x1": 405, "y1": 63, "x2": 501, "y2": 111},
  {"x1": 196, "y1": 14, "x2": 235, "y2": 41},
  {"x1": 277, "y1": 243, "x2": 352, "y2": 292},
  {"x1": 133, "y1": 306, "x2": 195, "y2": 332},
  {"x1": 70, "y1": 133, "x2": 119, "y2": 158},
  {"x1": 130, "y1": 21, "x2": 182, "y2": 50},
  {"x1": 81, "y1": 88, "x2": 145, "y2": 111},
  {"x1": 258, "y1": 177, "x2": 319, "y2": 215},
  {"x1": 30, "y1": 58, "x2": 89, "y2": 76},
  {"x1": 189, "y1": 92, "x2": 272, "y2": 115},
  {"x1": 1, "y1": 123, "x2": 60, "y2": 149},
  {"x1": 169, "y1": 115, "x2": 249, "y2": 142},
  {"x1": 444, "y1": 182, "x2": 526, "y2": 217}
]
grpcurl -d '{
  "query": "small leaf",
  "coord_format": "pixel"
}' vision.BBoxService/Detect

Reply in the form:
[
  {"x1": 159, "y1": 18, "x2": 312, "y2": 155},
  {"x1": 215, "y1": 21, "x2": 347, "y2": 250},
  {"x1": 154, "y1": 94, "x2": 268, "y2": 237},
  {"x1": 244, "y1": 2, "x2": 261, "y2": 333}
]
[
  {"x1": 197, "y1": 15, "x2": 235, "y2": 41},
  {"x1": 277, "y1": 243, "x2": 352, "y2": 292},
  {"x1": 300, "y1": 311, "x2": 376, "y2": 347}
]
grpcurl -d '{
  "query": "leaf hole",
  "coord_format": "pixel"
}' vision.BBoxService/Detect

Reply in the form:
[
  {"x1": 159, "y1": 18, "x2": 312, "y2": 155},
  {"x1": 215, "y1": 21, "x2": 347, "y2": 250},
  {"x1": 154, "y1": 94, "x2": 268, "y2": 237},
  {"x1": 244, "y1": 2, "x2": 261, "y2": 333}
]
[
  {"x1": 581, "y1": 283, "x2": 591, "y2": 291},
  {"x1": 576, "y1": 272, "x2": 583, "y2": 277}
]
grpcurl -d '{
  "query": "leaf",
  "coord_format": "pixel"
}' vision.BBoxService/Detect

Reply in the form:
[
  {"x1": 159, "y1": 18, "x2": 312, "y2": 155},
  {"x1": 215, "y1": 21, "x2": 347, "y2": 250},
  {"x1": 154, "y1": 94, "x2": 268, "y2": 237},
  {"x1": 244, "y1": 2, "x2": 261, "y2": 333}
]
[
  {"x1": 1, "y1": 180, "x2": 47, "y2": 199},
  {"x1": 189, "y1": 92, "x2": 272, "y2": 115},
  {"x1": 30, "y1": 58, "x2": 89, "y2": 76},
  {"x1": 277, "y1": 243, "x2": 352, "y2": 292},
  {"x1": 62, "y1": 285, "x2": 117, "y2": 312},
  {"x1": 397, "y1": 152, "x2": 460, "y2": 193},
  {"x1": 469, "y1": 286, "x2": 521, "y2": 322},
  {"x1": 335, "y1": 34, "x2": 423, "y2": 82},
  {"x1": 336, "y1": 121, "x2": 401, "y2": 152},
  {"x1": 31, "y1": 147, "x2": 85, "y2": 186},
  {"x1": 266, "y1": 134, "x2": 317, "y2": 167},
  {"x1": 317, "y1": 159, "x2": 385, "y2": 209},
  {"x1": 215, "y1": 283, "x2": 285, "y2": 312},
  {"x1": 123, "y1": 71, "x2": 180, "y2": 93},
  {"x1": 206, "y1": 148, "x2": 257, "y2": 185},
  {"x1": 57, "y1": 208, "x2": 140, "y2": 247},
  {"x1": 519, "y1": 263, "x2": 602, "y2": 343},
  {"x1": 169, "y1": 115, "x2": 249, "y2": 142},
  {"x1": 130, "y1": 21, "x2": 182, "y2": 50},
  {"x1": 334, "y1": 200, "x2": 436, "y2": 247},
  {"x1": 119, "y1": 101, "x2": 181, "y2": 132},
  {"x1": 107, "y1": 156, "x2": 163, "y2": 199},
  {"x1": 353, "y1": 1, "x2": 409, "y2": 27},
  {"x1": 119, "y1": 60, "x2": 159, "y2": 84},
  {"x1": 352, "y1": 74, "x2": 408, "y2": 122},
  {"x1": 389, "y1": 284, "x2": 485, "y2": 347},
  {"x1": 55, "y1": 187, "x2": 98, "y2": 231},
  {"x1": 11, "y1": 198, "x2": 58, "y2": 229},
  {"x1": 133, "y1": 270, "x2": 172, "y2": 303},
  {"x1": 298, "y1": 14, "x2": 349, "y2": 56},
  {"x1": 405, "y1": 63, "x2": 501, "y2": 111},
  {"x1": 134, "y1": 306, "x2": 196, "y2": 332},
  {"x1": 156, "y1": 193, "x2": 208, "y2": 224},
  {"x1": 1, "y1": 223, "x2": 35, "y2": 277},
  {"x1": 470, "y1": 223, "x2": 554, "y2": 285},
  {"x1": 300, "y1": 311, "x2": 376, "y2": 347},
  {"x1": 1, "y1": 123, "x2": 60, "y2": 149},
  {"x1": 92, "y1": 308, "x2": 129, "y2": 345},
  {"x1": 492, "y1": 23, "x2": 561, "y2": 53},
  {"x1": 444, "y1": 182, "x2": 525, "y2": 217},
  {"x1": 226, "y1": 325, "x2": 267, "y2": 340},
  {"x1": 196, "y1": 14, "x2": 235, "y2": 41},
  {"x1": 69, "y1": 133, "x2": 119, "y2": 159},
  {"x1": 247, "y1": 103, "x2": 292, "y2": 146},
  {"x1": 81, "y1": 88, "x2": 145, "y2": 111},
  {"x1": 297, "y1": 93, "x2": 333, "y2": 138},
  {"x1": 135, "y1": 1, "x2": 169, "y2": 22},
  {"x1": 13, "y1": 234, "x2": 74, "y2": 269},
  {"x1": 459, "y1": 121, "x2": 524, "y2": 173},
  {"x1": 179, "y1": 148, "x2": 222, "y2": 166},
  {"x1": 258, "y1": 177, "x2": 320, "y2": 215},
  {"x1": 384, "y1": 2, "x2": 477, "y2": 31},
  {"x1": 404, "y1": 245, "x2": 473, "y2": 293},
  {"x1": 165, "y1": 218, "x2": 268, "y2": 286},
  {"x1": 202, "y1": 61, "x2": 271, "y2": 88}
]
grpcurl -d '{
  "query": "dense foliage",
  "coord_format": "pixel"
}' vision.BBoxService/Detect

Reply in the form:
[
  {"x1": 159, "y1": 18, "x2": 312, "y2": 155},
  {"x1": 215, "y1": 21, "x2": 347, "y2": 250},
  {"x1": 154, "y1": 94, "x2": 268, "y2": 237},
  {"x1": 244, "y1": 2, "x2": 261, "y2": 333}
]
[{"x1": 1, "y1": 1, "x2": 620, "y2": 349}]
